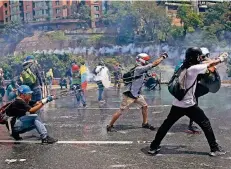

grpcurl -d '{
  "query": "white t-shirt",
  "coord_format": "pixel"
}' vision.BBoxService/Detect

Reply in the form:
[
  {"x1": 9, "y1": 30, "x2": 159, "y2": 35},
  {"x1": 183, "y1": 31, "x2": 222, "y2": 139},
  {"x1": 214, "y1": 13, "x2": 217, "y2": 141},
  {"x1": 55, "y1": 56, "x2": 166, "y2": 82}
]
[
  {"x1": 172, "y1": 64, "x2": 208, "y2": 108},
  {"x1": 94, "y1": 66, "x2": 109, "y2": 81}
]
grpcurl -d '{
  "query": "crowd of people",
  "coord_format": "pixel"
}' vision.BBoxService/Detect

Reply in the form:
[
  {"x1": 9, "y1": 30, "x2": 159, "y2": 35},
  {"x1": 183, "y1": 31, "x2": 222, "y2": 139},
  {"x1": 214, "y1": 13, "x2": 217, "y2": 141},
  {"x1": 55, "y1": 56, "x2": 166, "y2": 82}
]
[{"x1": 0, "y1": 47, "x2": 228, "y2": 157}]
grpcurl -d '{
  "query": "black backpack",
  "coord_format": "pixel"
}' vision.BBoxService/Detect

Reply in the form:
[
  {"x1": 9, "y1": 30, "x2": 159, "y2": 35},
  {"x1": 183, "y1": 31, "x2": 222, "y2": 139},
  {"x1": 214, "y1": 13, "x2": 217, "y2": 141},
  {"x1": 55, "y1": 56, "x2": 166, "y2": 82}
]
[
  {"x1": 168, "y1": 67, "x2": 196, "y2": 101},
  {"x1": 92, "y1": 67, "x2": 97, "y2": 75},
  {"x1": 122, "y1": 67, "x2": 142, "y2": 86}
]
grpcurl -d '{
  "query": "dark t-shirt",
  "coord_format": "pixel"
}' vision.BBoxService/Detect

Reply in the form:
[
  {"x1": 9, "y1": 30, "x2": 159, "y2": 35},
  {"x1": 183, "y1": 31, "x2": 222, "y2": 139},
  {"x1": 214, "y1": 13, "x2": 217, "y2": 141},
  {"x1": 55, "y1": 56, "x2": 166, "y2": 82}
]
[{"x1": 6, "y1": 98, "x2": 36, "y2": 118}]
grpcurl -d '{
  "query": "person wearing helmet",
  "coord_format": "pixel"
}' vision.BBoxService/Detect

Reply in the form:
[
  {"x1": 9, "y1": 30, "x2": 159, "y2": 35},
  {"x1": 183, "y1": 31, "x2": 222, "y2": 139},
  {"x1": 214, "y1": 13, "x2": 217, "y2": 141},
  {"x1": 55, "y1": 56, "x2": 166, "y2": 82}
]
[
  {"x1": 5, "y1": 85, "x2": 57, "y2": 143},
  {"x1": 149, "y1": 47, "x2": 228, "y2": 157},
  {"x1": 71, "y1": 64, "x2": 87, "y2": 107},
  {"x1": 20, "y1": 55, "x2": 43, "y2": 102},
  {"x1": 93, "y1": 61, "x2": 108, "y2": 103},
  {"x1": 106, "y1": 53, "x2": 168, "y2": 132}
]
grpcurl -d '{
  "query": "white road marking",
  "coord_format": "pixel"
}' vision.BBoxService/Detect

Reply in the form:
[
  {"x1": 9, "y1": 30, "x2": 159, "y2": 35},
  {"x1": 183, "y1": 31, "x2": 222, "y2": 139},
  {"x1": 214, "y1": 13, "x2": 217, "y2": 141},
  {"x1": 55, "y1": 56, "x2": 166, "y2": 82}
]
[
  {"x1": 0, "y1": 140, "x2": 134, "y2": 144},
  {"x1": 75, "y1": 105, "x2": 171, "y2": 110}
]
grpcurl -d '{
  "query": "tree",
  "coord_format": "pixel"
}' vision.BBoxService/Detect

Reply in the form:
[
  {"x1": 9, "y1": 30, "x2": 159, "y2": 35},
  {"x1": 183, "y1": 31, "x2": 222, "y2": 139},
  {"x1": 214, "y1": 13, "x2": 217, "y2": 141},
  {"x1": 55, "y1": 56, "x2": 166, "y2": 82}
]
[
  {"x1": 132, "y1": 1, "x2": 172, "y2": 42},
  {"x1": 2, "y1": 21, "x2": 28, "y2": 43},
  {"x1": 177, "y1": 5, "x2": 203, "y2": 36},
  {"x1": 69, "y1": 3, "x2": 91, "y2": 28},
  {"x1": 101, "y1": 1, "x2": 138, "y2": 44},
  {"x1": 203, "y1": 2, "x2": 231, "y2": 41}
]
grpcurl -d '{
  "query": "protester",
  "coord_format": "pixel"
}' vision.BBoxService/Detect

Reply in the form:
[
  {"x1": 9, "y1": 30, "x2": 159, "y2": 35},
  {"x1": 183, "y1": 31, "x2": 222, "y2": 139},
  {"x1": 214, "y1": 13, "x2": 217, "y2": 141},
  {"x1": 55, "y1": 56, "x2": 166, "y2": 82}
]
[
  {"x1": 46, "y1": 68, "x2": 54, "y2": 95},
  {"x1": 106, "y1": 53, "x2": 168, "y2": 132},
  {"x1": 20, "y1": 56, "x2": 43, "y2": 102},
  {"x1": 71, "y1": 64, "x2": 87, "y2": 107},
  {"x1": 93, "y1": 61, "x2": 109, "y2": 103},
  {"x1": 148, "y1": 47, "x2": 228, "y2": 157},
  {"x1": 6, "y1": 85, "x2": 57, "y2": 143},
  {"x1": 113, "y1": 63, "x2": 122, "y2": 89},
  {"x1": 6, "y1": 80, "x2": 17, "y2": 101}
]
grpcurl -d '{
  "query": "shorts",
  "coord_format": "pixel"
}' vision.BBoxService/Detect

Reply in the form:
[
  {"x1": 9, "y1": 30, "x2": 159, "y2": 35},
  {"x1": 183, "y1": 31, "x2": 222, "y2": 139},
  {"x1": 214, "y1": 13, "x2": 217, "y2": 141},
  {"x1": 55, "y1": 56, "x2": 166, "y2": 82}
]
[{"x1": 120, "y1": 94, "x2": 147, "y2": 111}]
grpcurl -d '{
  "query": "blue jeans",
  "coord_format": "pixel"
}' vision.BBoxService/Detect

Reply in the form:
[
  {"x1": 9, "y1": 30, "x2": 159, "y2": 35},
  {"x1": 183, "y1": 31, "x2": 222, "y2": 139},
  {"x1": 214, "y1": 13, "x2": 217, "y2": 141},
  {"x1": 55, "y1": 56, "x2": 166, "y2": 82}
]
[
  {"x1": 32, "y1": 87, "x2": 42, "y2": 102},
  {"x1": 73, "y1": 85, "x2": 86, "y2": 106},
  {"x1": 96, "y1": 81, "x2": 104, "y2": 101},
  {"x1": 13, "y1": 114, "x2": 47, "y2": 139}
]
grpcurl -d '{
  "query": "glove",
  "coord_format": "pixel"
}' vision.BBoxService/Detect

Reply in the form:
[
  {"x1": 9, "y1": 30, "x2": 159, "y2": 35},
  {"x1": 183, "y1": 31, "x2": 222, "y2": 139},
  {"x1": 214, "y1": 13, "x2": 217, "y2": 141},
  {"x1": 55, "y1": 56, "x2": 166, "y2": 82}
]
[
  {"x1": 41, "y1": 96, "x2": 54, "y2": 104},
  {"x1": 47, "y1": 96, "x2": 53, "y2": 102},
  {"x1": 218, "y1": 52, "x2": 228, "y2": 63},
  {"x1": 161, "y1": 52, "x2": 168, "y2": 59}
]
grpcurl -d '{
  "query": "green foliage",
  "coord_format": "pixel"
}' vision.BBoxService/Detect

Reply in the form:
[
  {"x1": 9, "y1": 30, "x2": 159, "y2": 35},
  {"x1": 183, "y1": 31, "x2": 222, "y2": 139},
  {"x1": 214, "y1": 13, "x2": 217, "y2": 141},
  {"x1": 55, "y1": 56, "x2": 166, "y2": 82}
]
[
  {"x1": 0, "y1": 53, "x2": 86, "y2": 79},
  {"x1": 177, "y1": 5, "x2": 203, "y2": 34},
  {"x1": 88, "y1": 35, "x2": 104, "y2": 46},
  {"x1": 69, "y1": 3, "x2": 91, "y2": 27},
  {"x1": 2, "y1": 21, "x2": 31, "y2": 43},
  {"x1": 45, "y1": 31, "x2": 68, "y2": 41}
]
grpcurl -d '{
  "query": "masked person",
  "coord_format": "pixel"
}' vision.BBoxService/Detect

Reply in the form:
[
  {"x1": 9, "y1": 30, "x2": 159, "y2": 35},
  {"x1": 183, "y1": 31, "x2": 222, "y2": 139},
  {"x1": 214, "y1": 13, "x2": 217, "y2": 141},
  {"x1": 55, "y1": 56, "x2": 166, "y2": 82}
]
[
  {"x1": 93, "y1": 61, "x2": 109, "y2": 103},
  {"x1": 5, "y1": 85, "x2": 57, "y2": 143},
  {"x1": 20, "y1": 56, "x2": 43, "y2": 102},
  {"x1": 6, "y1": 80, "x2": 17, "y2": 101},
  {"x1": 106, "y1": 53, "x2": 168, "y2": 132},
  {"x1": 175, "y1": 47, "x2": 211, "y2": 134},
  {"x1": 71, "y1": 64, "x2": 87, "y2": 107},
  {"x1": 149, "y1": 47, "x2": 228, "y2": 157}
]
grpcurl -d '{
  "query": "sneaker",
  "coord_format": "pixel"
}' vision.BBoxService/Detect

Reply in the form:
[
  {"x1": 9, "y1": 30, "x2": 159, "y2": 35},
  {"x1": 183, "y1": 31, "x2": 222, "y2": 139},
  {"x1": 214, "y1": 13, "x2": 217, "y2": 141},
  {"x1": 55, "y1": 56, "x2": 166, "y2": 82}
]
[
  {"x1": 188, "y1": 125, "x2": 200, "y2": 132},
  {"x1": 83, "y1": 104, "x2": 87, "y2": 108},
  {"x1": 11, "y1": 132, "x2": 22, "y2": 141},
  {"x1": 209, "y1": 146, "x2": 226, "y2": 157},
  {"x1": 142, "y1": 123, "x2": 155, "y2": 131},
  {"x1": 42, "y1": 136, "x2": 58, "y2": 144},
  {"x1": 106, "y1": 125, "x2": 117, "y2": 132},
  {"x1": 148, "y1": 146, "x2": 161, "y2": 155},
  {"x1": 99, "y1": 100, "x2": 106, "y2": 103}
]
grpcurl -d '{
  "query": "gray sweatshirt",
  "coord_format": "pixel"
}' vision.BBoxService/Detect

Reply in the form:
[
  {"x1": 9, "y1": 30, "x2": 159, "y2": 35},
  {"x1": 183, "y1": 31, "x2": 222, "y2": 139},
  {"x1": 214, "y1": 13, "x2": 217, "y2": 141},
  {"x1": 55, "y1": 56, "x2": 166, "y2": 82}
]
[{"x1": 124, "y1": 63, "x2": 153, "y2": 98}]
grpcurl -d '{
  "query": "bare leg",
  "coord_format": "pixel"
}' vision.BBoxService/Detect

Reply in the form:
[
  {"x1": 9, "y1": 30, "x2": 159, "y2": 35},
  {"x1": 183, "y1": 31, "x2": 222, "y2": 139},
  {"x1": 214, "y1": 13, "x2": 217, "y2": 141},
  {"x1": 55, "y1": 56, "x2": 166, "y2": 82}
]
[
  {"x1": 109, "y1": 111, "x2": 122, "y2": 127},
  {"x1": 142, "y1": 106, "x2": 148, "y2": 124}
]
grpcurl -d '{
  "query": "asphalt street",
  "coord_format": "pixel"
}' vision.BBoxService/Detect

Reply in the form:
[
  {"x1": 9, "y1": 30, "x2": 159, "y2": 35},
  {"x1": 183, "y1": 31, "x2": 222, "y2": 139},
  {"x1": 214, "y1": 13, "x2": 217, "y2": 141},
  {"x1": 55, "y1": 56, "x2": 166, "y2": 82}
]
[{"x1": 1, "y1": 85, "x2": 231, "y2": 169}]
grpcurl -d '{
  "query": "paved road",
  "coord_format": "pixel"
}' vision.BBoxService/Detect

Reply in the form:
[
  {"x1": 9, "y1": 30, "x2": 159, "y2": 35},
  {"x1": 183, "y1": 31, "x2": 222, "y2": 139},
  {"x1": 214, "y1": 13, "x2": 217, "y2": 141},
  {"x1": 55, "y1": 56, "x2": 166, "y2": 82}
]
[{"x1": 1, "y1": 85, "x2": 231, "y2": 169}]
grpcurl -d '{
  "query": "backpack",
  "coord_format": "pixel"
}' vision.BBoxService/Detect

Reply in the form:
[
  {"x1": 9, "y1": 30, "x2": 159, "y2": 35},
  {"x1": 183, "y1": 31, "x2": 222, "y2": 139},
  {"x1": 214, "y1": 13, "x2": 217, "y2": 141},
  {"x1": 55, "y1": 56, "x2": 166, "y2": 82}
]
[
  {"x1": 92, "y1": 67, "x2": 97, "y2": 75},
  {"x1": 92, "y1": 66, "x2": 104, "y2": 75},
  {"x1": 20, "y1": 67, "x2": 37, "y2": 86},
  {"x1": 168, "y1": 66, "x2": 196, "y2": 101},
  {"x1": 122, "y1": 67, "x2": 142, "y2": 86},
  {"x1": 0, "y1": 101, "x2": 14, "y2": 125}
]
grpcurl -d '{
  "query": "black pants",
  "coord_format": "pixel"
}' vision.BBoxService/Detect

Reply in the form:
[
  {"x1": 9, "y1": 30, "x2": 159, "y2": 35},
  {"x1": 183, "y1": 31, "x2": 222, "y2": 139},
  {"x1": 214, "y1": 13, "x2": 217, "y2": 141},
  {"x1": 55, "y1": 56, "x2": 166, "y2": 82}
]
[{"x1": 150, "y1": 105, "x2": 219, "y2": 151}]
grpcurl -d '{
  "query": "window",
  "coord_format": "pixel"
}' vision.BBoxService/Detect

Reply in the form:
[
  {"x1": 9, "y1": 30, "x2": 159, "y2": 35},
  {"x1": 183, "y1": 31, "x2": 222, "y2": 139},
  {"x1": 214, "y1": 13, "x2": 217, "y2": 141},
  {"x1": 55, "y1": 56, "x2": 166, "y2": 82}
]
[
  {"x1": 94, "y1": 6, "x2": 99, "y2": 11},
  {"x1": 56, "y1": 1, "x2": 60, "y2": 6},
  {"x1": 5, "y1": 10, "x2": 8, "y2": 15},
  {"x1": 56, "y1": 8, "x2": 60, "y2": 14},
  {"x1": 95, "y1": 14, "x2": 99, "y2": 18},
  {"x1": 4, "y1": 3, "x2": 8, "y2": 8},
  {"x1": 26, "y1": 5, "x2": 30, "y2": 10}
]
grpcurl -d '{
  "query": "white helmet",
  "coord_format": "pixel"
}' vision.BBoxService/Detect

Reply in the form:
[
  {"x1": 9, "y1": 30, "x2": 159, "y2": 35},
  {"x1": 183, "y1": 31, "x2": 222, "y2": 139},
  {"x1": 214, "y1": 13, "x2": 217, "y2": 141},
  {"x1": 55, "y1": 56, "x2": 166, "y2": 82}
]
[
  {"x1": 136, "y1": 53, "x2": 150, "y2": 65},
  {"x1": 200, "y1": 47, "x2": 210, "y2": 57}
]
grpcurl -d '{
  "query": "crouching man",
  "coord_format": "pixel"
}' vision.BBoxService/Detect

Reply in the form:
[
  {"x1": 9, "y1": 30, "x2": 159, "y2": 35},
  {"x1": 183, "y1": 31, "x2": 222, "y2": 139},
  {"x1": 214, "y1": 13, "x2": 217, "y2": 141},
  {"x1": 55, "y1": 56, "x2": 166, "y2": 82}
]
[{"x1": 6, "y1": 85, "x2": 58, "y2": 144}]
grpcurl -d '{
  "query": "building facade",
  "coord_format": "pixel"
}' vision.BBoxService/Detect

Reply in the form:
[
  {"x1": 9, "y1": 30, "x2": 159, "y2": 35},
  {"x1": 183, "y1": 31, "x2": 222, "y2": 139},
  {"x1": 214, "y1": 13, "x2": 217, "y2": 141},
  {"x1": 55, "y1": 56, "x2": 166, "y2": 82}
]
[
  {"x1": 164, "y1": 0, "x2": 223, "y2": 26},
  {"x1": 0, "y1": 0, "x2": 75, "y2": 24},
  {"x1": 85, "y1": 0, "x2": 103, "y2": 28}
]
